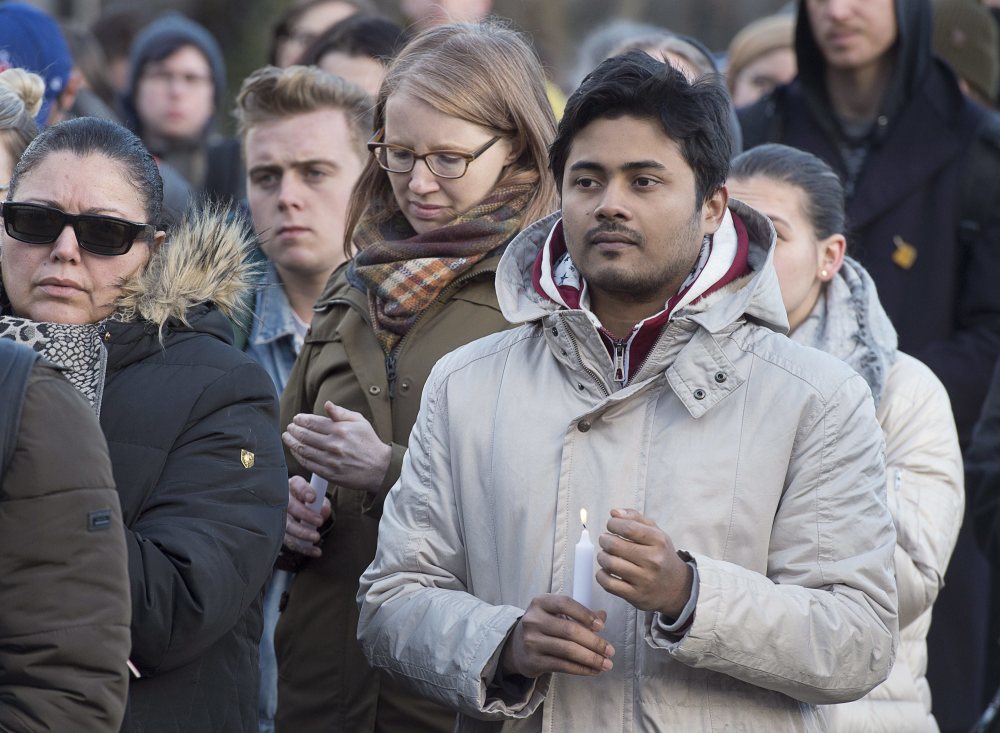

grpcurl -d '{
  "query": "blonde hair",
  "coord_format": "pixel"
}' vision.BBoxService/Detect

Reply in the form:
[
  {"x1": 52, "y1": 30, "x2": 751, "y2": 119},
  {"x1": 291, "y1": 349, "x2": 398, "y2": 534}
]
[
  {"x1": 0, "y1": 69, "x2": 44, "y2": 175},
  {"x1": 234, "y1": 64, "x2": 374, "y2": 159},
  {"x1": 344, "y1": 20, "x2": 558, "y2": 250}
]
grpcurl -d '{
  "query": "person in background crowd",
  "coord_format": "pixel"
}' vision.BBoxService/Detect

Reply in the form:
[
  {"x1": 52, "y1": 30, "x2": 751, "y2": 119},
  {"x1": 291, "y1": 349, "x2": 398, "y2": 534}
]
[
  {"x1": 739, "y1": 5, "x2": 1000, "y2": 724},
  {"x1": 122, "y1": 14, "x2": 244, "y2": 205},
  {"x1": 0, "y1": 3, "x2": 77, "y2": 127},
  {"x1": 0, "y1": 340, "x2": 131, "y2": 733},
  {"x1": 610, "y1": 29, "x2": 743, "y2": 153},
  {"x1": 0, "y1": 117, "x2": 287, "y2": 732},
  {"x1": 569, "y1": 20, "x2": 664, "y2": 92},
  {"x1": 726, "y1": 13, "x2": 797, "y2": 108},
  {"x1": 238, "y1": 66, "x2": 372, "y2": 392},
  {"x1": 740, "y1": 0, "x2": 1000, "y2": 447},
  {"x1": 0, "y1": 74, "x2": 131, "y2": 733},
  {"x1": 399, "y1": 0, "x2": 492, "y2": 31},
  {"x1": 730, "y1": 143, "x2": 963, "y2": 732},
  {"x1": 61, "y1": 24, "x2": 121, "y2": 122},
  {"x1": 357, "y1": 50, "x2": 897, "y2": 731},
  {"x1": 932, "y1": 0, "x2": 999, "y2": 109},
  {"x1": 234, "y1": 65, "x2": 372, "y2": 733},
  {"x1": 397, "y1": 0, "x2": 567, "y2": 117},
  {"x1": 276, "y1": 20, "x2": 557, "y2": 733},
  {"x1": 299, "y1": 14, "x2": 410, "y2": 98},
  {"x1": 91, "y1": 4, "x2": 155, "y2": 100},
  {"x1": 270, "y1": 0, "x2": 375, "y2": 67}
]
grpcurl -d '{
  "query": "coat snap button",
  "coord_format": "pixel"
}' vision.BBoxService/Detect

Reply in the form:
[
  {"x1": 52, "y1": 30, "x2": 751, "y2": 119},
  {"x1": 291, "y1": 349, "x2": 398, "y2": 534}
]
[
  {"x1": 714, "y1": 372, "x2": 727, "y2": 383},
  {"x1": 693, "y1": 389, "x2": 706, "y2": 400},
  {"x1": 369, "y1": 385, "x2": 382, "y2": 395},
  {"x1": 578, "y1": 420, "x2": 592, "y2": 432},
  {"x1": 399, "y1": 380, "x2": 411, "y2": 393}
]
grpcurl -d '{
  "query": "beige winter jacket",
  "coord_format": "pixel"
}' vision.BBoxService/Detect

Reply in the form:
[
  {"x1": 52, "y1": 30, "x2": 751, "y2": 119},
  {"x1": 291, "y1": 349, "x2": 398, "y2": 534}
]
[
  {"x1": 358, "y1": 203, "x2": 899, "y2": 732},
  {"x1": 825, "y1": 355, "x2": 963, "y2": 732}
]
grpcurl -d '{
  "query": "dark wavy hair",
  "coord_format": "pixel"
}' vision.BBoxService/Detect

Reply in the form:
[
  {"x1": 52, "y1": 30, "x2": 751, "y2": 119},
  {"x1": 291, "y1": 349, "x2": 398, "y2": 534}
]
[{"x1": 550, "y1": 50, "x2": 733, "y2": 205}]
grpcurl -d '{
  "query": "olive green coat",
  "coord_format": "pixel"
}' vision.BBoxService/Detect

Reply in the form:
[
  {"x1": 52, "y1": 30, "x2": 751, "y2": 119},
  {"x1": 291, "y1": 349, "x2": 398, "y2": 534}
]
[{"x1": 275, "y1": 254, "x2": 513, "y2": 732}]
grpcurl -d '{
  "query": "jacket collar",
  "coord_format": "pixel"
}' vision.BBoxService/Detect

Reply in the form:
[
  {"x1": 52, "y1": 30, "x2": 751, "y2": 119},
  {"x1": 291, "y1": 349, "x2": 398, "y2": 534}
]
[
  {"x1": 497, "y1": 199, "x2": 788, "y2": 336},
  {"x1": 250, "y1": 261, "x2": 300, "y2": 347}
]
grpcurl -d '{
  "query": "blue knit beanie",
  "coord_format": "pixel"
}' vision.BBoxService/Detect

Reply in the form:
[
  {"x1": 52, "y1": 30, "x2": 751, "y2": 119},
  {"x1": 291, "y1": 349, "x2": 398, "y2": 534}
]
[{"x1": 0, "y1": 3, "x2": 73, "y2": 126}]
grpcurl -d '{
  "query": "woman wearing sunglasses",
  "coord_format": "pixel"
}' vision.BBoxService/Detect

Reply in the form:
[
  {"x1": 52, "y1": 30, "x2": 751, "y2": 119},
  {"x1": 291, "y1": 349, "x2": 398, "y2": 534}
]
[
  {"x1": 274, "y1": 21, "x2": 557, "y2": 733},
  {"x1": 0, "y1": 117, "x2": 287, "y2": 733},
  {"x1": 728, "y1": 144, "x2": 963, "y2": 732}
]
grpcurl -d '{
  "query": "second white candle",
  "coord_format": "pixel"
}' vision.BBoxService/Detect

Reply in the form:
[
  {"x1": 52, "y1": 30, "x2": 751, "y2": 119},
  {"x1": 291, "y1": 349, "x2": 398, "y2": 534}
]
[{"x1": 572, "y1": 508, "x2": 594, "y2": 608}]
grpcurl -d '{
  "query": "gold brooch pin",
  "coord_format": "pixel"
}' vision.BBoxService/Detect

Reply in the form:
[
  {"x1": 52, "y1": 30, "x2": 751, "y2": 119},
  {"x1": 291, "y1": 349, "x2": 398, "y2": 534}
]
[
  {"x1": 892, "y1": 236, "x2": 917, "y2": 270},
  {"x1": 241, "y1": 449, "x2": 255, "y2": 469}
]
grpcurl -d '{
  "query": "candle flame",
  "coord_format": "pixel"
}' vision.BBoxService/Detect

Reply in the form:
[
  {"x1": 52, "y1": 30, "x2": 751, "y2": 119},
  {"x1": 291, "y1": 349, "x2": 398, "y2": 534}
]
[{"x1": 580, "y1": 508, "x2": 587, "y2": 527}]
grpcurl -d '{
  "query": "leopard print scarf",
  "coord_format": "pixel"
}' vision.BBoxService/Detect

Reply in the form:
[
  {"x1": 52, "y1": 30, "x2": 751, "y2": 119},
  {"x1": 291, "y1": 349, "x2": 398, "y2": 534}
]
[{"x1": 0, "y1": 317, "x2": 108, "y2": 414}]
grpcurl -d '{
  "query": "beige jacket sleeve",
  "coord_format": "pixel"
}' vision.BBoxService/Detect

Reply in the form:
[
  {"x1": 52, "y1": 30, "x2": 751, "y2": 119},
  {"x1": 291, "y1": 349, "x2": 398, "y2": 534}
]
[
  {"x1": 649, "y1": 372, "x2": 899, "y2": 705},
  {"x1": 878, "y1": 354, "x2": 964, "y2": 629}
]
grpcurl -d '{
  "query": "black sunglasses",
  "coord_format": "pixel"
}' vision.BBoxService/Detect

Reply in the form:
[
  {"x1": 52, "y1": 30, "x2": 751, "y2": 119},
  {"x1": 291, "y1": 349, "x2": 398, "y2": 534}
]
[{"x1": 1, "y1": 201, "x2": 156, "y2": 256}]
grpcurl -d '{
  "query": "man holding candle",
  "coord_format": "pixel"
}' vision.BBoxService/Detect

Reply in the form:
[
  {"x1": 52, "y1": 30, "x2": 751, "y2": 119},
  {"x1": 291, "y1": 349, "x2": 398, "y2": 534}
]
[{"x1": 358, "y1": 51, "x2": 898, "y2": 731}]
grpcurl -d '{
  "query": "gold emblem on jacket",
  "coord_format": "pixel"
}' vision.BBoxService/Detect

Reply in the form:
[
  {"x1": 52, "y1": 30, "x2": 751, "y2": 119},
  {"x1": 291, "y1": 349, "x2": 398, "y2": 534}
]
[
  {"x1": 241, "y1": 449, "x2": 255, "y2": 469},
  {"x1": 892, "y1": 236, "x2": 917, "y2": 270}
]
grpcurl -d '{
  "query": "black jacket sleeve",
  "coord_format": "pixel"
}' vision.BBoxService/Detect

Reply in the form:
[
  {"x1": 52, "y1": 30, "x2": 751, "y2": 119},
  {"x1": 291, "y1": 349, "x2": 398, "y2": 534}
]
[
  {"x1": 970, "y1": 359, "x2": 1000, "y2": 564},
  {"x1": 126, "y1": 361, "x2": 287, "y2": 674}
]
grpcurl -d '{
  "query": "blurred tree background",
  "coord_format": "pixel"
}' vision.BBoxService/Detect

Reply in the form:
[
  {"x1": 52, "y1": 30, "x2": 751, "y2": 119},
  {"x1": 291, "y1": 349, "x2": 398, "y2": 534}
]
[{"x1": 34, "y1": 0, "x2": 790, "y2": 129}]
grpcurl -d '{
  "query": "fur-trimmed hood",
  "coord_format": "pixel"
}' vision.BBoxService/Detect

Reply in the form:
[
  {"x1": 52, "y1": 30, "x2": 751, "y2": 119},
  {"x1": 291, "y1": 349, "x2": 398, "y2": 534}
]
[
  {"x1": 116, "y1": 205, "x2": 257, "y2": 332},
  {"x1": 0, "y1": 206, "x2": 257, "y2": 332}
]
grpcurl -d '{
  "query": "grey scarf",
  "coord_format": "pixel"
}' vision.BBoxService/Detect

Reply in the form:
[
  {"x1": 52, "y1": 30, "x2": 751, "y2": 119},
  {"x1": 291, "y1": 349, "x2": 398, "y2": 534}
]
[
  {"x1": 0, "y1": 316, "x2": 108, "y2": 414},
  {"x1": 791, "y1": 256, "x2": 897, "y2": 407}
]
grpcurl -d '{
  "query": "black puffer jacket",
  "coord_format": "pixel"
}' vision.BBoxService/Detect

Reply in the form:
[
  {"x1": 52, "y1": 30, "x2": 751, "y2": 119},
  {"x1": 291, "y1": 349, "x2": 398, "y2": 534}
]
[{"x1": 108, "y1": 212, "x2": 286, "y2": 732}]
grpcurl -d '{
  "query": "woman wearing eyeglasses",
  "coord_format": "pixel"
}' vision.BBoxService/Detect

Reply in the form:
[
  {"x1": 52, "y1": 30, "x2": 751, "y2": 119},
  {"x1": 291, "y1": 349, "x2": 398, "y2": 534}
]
[
  {"x1": 274, "y1": 21, "x2": 557, "y2": 733},
  {"x1": 0, "y1": 116, "x2": 287, "y2": 733}
]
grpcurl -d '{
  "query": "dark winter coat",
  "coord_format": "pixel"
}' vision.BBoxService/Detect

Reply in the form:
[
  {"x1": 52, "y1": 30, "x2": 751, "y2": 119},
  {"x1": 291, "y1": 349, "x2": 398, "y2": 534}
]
[
  {"x1": 0, "y1": 343, "x2": 131, "y2": 732},
  {"x1": 275, "y1": 254, "x2": 512, "y2": 733},
  {"x1": 739, "y1": 0, "x2": 1000, "y2": 446},
  {"x1": 108, "y1": 213, "x2": 286, "y2": 733}
]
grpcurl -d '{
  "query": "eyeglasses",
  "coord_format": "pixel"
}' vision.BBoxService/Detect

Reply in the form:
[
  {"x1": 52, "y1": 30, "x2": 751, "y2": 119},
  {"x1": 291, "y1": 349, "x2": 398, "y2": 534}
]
[
  {"x1": 1, "y1": 202, "x2": 156, "y2": 256},
  {"x1": 141, "y1": 69, "x2": 213, "y2": 90},
  {"x1": 367, "y1": 128, "x2": 502, "y2": 179}
]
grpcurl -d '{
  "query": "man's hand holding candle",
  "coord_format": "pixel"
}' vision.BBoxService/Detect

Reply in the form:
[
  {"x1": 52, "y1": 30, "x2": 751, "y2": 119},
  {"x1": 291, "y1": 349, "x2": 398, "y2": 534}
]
[
  {"x1": 499, "y1": 594, "x2": 614, "y2": 679},
  {"x1": 596, "y1": 508, "x2": 694, "y2": 620}
]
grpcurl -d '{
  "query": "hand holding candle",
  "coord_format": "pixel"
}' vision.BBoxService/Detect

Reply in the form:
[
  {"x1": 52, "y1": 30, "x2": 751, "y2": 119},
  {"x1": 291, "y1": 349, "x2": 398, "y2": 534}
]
[
  {"x1": 572, "y1": 508, "x2": 594, "y2": 608},
  {"x1": 596, "y1": 508, "x2": 693, "y2": 619},
  {"x1": 283, "y1": 474, "x2": 332, "y2": 557}
]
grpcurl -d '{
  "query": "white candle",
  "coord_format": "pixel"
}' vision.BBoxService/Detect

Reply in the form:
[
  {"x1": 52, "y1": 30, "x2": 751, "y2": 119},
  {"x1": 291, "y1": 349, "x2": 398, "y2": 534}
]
[
  {"x1": 288, "y1": 474, "x2": 328, "y2": 554},
  {"x1": 307, "y1": 473, "x2": 328, "y2": 513},
  {"x1": 572, "y1": 508, "x2": 594, "y2": 608}
]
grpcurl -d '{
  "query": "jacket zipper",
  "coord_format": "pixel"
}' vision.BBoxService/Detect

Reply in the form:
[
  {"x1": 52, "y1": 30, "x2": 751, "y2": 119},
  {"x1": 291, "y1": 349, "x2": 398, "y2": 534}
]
[
  {"x1": 612, "y1": 339, "x2": 627, "y2": 384},
  {"x1": 565, "y1": 321, "x2": 610, "y2": 397}
]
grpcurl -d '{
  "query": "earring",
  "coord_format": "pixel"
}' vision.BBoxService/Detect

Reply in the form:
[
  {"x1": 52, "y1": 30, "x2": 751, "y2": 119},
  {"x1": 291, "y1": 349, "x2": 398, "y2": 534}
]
[{"x1": 821, "y1": 269, "x2": 829, "y2": 278}]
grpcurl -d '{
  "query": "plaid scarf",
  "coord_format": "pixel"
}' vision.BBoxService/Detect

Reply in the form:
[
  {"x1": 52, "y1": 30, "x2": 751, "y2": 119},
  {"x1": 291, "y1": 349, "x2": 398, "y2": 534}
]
[{"x1": 351, "y1": 183, "x2": 533, "y2": 354}]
